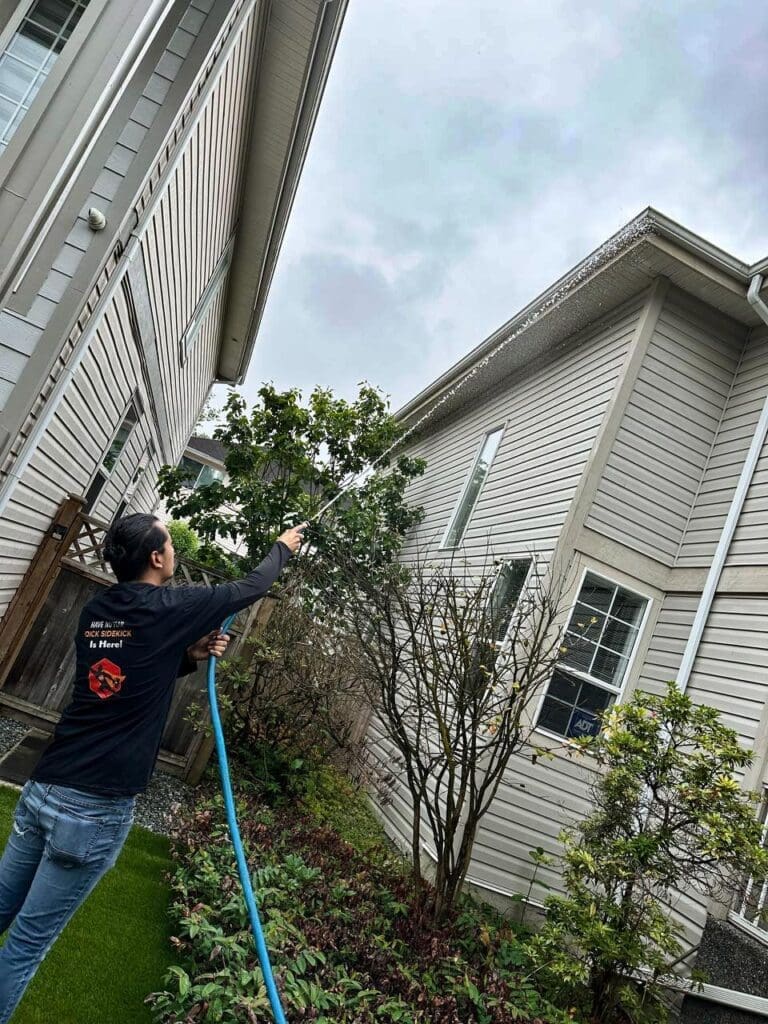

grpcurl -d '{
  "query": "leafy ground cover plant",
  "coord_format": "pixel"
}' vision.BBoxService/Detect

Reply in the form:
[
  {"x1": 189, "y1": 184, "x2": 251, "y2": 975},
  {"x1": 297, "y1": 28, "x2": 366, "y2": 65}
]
[{"x1": 148, "y1": 768, "x2": 571, "y2": 1024}]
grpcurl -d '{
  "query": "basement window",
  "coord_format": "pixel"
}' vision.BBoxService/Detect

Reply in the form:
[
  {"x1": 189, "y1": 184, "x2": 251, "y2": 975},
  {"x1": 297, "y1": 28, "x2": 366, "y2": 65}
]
[
  {"x1": 0, "y1": 0, "x2": 90, "y2": 155},
  {"x1": 536, "y1": 571, "x2": 650, "y2": 740},
  {"x1": 730, "y1": 791, "x2": 768, "y2": 943},
  {"x1": 441, "y1": 426, "x2": 503, "y2": 548}
]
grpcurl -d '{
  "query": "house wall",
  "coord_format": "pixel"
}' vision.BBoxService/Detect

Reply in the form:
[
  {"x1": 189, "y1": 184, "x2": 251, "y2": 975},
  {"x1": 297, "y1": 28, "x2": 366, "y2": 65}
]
[
  {"x1": 368, "y1": 290, "x2": 649, "y2": 859},
  {"x1": 585, "y1": 288, "x2": 747, "y2": 565},
  {"x1": 370, "y1": 280, "x2": 768, "y2": 961},
  {"x1": 399, "y1": 292, "x2": 648, "y2": 570},
  {"x1": 0, "y1": 0, "x2": 221, "y2": 415},
  {"x1": 0, "y1": 0, "x2": 260, "y2": 619},
  {"x1": 677, "y1": 326, "x2": 768, "y2": 568}
]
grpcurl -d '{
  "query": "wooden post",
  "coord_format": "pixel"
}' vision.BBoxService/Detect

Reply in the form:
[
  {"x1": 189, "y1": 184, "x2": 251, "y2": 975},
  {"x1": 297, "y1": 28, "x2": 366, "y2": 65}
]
[
  {"x1": 184, "y1": 595, "x2": 279, "y2": 785},
  {"x1": 0, "y1": 496, "x2": 84, "y2": 689}
]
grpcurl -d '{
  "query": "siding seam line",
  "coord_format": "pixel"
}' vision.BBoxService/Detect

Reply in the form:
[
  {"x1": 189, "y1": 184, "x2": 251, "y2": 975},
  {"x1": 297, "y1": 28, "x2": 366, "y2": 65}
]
[
  {"x1": 555, "y1": 277, "x2": 669, "y2": 570},
  {"x1": 673, "y1": 328, "x2": 752, "y2": 565}
]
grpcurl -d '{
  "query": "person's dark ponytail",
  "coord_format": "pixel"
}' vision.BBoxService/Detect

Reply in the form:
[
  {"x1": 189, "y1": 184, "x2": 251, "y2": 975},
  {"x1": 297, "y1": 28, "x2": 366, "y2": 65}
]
[{"x1": 103, "y1": 514, "x2": 168, "y2": 582}]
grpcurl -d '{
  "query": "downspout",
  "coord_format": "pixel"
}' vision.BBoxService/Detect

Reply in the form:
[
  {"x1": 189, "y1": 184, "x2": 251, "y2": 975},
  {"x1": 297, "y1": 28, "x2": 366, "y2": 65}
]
[{"x1": 676, "y1": 274, "x2": 768, "y2": 691}]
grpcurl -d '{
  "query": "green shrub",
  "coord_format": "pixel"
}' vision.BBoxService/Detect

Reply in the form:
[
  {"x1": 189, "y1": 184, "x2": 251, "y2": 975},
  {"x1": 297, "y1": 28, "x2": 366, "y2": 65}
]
[
  {"x1": 528, "y1": 683, "x2": 768, "y2": 1023},
  {"x1": 166, "y1": 519, "x2": 200, "y2": 560}
]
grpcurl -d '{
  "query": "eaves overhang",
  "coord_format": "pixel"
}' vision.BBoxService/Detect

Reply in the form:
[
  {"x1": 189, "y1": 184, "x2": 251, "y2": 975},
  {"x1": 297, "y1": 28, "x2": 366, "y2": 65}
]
[
  {"x1": 217, "y1": 0, "x2": 348, "y2": 384},
  {"x1": 396, "y1": 207, "x2": 768, "y2": 435}
]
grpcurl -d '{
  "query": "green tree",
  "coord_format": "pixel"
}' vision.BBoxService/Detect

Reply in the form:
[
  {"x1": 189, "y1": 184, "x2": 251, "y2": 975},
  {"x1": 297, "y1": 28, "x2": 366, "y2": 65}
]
[
  {"x1": 158, "y1": 384, "x2": 425, "y2": 583},
  {"x1": 529, "y1": 683, "x2": 768, "y2": 1023}
]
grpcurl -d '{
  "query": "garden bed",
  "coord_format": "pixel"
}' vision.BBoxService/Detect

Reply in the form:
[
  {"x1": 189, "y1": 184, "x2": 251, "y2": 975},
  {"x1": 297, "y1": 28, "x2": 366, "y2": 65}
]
[{"x1": 149, "y1": 768, "x2": 566, "y2": 1024}]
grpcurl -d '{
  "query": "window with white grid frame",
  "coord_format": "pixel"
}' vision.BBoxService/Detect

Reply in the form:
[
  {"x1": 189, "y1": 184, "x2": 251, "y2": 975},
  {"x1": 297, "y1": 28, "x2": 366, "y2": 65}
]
[
  {"x1": 536, "y1": 572, "x2": 649, "y2": 740},
  {"x1": 441, "y1": 427, "x2": 503, "y2": 548},
  {"x1": 0, "y1": 0, "x2": 90, "y2": 155},
  {"x1": 732, "y1": 791, "x2": 768, "y2": 939}
]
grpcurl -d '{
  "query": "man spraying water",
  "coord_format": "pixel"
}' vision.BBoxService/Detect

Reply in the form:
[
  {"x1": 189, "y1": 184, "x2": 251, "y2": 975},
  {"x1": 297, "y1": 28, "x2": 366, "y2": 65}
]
[{"x1": 0, "y1": 512, "x2": 305, "y2": 1022}]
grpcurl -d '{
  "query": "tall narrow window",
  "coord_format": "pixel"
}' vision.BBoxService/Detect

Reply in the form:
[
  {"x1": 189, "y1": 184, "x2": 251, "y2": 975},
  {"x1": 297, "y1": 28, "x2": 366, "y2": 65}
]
[
  {"x1": 84, "y1": 401, "x2": 139, "y2": 514},
  {"x1": 180, "y1": 244, "x2": 233, "y2": 365},
  {"x1": 441, "y1": 427, "x2": 503, "y2": 548},
  {"x1": 537, "y1": 572, "x2": 649, "y2": 739},
  {"x1": 488, "y1": 560, "x2": 531, "y2": 642},
  {"x1": 0, "y1": 0, "x2": 89, "y2": 155},
  {"x1": 471, "y1": 559, "x2": 531, "y2": 693}
]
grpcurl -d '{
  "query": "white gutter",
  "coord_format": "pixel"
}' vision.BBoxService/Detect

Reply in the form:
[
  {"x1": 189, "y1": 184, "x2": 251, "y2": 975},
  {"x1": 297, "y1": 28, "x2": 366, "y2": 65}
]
[
  {"x1": 676, "y1": 274, "x2": 768, "y2": 690},
  {"x1": 661, "y1": 977, "x2": 768, "y2": 1019}
]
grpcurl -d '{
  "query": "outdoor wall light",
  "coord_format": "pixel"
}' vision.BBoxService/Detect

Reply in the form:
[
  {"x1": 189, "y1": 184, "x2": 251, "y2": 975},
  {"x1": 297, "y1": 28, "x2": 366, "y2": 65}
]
[{"x1": 87, "y1": 207, "x2": 107, "y2": 231}]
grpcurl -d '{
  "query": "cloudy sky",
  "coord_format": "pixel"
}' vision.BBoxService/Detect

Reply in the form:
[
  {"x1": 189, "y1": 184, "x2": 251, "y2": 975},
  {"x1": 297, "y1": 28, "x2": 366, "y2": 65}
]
[{"x1": 238, "y1": 0, "x2": 768, "y2": 415}]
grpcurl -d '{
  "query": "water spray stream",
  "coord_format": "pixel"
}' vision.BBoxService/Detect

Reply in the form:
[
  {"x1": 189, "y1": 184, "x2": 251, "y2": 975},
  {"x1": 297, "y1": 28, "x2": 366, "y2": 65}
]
[{"x1": 309, "y1": 215, "x2": 655, "y2": 521}]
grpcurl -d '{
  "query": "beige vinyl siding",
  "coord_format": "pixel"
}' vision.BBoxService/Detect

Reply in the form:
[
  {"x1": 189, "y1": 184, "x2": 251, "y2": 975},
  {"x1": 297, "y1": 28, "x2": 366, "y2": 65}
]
[
  {"x1": 400, "y1": 294, "x2": 646, "y2": 569},
  {"x1": 140, "y1": 4, "x2": 257, "y2": 455},
  {"x1": 586, "y1": 290, "x2": 746, "y2": 565},
  {"x1": 634, "y1": 593, "x2": 698, "y2": 696},
  {"x1": 677, "y1": 328, "x2": 766, "y2": 566},
  {"x1": 369, "y1": 294, "x2": 645, "y2": 862},
  {"x1": 0, "y1": 0, "x2": 211, "y2": 408},
  {"x1": 467, "y1": 749, "x2": 594, "y2": 901},
  {"x1": 723, "y1": 328, "x2": 768, "y2": 566},
  {"x1": 0, "y1": 285, "x2": 151, "y2": 615},
  {"x1": 633, "y1": 591, "x2": 768, "y2": 944},
  {"x1": 639, "y1": 592, "x2": 768, "y2": 750},
  {"x1": 365, "y1": 714, "x2": 419, "y2": 854}
]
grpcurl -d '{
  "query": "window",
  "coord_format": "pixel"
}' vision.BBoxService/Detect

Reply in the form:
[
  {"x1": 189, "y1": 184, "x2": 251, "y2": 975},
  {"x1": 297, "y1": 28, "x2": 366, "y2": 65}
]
[
  {"x1": 732, "y1": 791, "x2": 768, "y2": 941},
  {"x1": 180, "y1": 243, "x2": 233, "y2": 364},
  {"x1": 84, "y1": 401, "x2": 139, "y2": 514},
  {"x1": 441, "y1": 427, "x2": 503, "y2": 548},
  {"x1": 178, "y1": 455, "x2": 224, "y2": 490},
  {"x1": 471, "y1": 559, "x2": 531, "y2": 691},
  {"x1": 537, "y1": 571, "x2": 649, "y2": 739},
  {"x1": 0, "y1": 0, "x2": 89, "y2": 155},
  {"x1": 489, "y1": 560, "x2": 531, "y2": 642}
]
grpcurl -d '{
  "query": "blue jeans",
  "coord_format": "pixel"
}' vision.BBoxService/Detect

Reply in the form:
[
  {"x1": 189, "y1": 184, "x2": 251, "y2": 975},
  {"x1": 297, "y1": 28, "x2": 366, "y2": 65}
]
[{"x1": 0, "y1": 780, "x2": 134, "y2": 1022}]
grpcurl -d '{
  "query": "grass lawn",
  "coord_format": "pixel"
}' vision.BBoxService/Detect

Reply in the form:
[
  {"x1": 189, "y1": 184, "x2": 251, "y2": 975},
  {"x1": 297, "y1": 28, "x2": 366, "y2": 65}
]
[{"x1": 0, "y1": 784, "x2": 177, "y2": 1024}]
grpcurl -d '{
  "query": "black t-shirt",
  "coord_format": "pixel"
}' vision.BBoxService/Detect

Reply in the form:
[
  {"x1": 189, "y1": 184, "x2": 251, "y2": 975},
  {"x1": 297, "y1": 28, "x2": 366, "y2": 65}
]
[{"x1": 32, "y1": 542, "x2": 292, "y2": 797}]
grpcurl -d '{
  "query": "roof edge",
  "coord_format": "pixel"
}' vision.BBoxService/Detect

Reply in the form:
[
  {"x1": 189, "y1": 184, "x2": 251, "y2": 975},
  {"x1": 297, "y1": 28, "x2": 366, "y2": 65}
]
[
  {"x1": 219, "y1": 0, "x2": 349, "y2": 384},
  {"x1": 396, "y1": 208, "x2": 753, "y2": 424}
]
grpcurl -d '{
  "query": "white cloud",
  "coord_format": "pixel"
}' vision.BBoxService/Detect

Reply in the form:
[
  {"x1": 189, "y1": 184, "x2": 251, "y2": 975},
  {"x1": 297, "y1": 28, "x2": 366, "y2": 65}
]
[{"x1": 239, "y1": 0, "x2": 768, "y2": 415}]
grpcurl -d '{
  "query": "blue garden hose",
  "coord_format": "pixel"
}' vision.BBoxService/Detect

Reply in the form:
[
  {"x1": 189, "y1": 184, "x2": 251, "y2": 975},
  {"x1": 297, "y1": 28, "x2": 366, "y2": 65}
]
[{"x1": 207, "y1": 613, "x2": 288, "y2": 1024}]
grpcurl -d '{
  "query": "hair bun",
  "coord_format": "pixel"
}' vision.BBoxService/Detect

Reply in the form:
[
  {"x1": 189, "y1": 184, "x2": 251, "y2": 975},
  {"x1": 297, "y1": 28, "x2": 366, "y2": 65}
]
[{"x1": 104, "y1": 542, "x2": 126, "y2": 562}]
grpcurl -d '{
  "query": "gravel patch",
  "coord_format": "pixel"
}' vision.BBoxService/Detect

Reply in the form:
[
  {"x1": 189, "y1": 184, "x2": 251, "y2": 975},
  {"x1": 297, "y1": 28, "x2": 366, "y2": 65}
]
[
  {"x1": 0, "y1": 715, "x2": 196, "y2": 836},
  {"x1": 133, "y1": 771, "x2": 197, "y2": 835},
  {"x1": 0, "y1": 716, "x2": 30, "y2": 759}
]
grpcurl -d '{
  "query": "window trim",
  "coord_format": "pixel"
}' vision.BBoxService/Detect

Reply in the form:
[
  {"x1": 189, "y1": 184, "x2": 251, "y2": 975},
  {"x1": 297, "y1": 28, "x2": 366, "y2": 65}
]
[
  {"x1": 534, "y1": 565, "x2": 653, "y2": 742},
  {"x1": 729, "y1": 786, "x2": 768, "y2": 946},
  {"x1": 439, "y1": 424, "x2": 505, "y2": 550},
  {"x1": 0, "y1": 0, "x2": 92, "y2": 159},
  {"x1": 179, "y1": 240, "x2": 234, "y2": 366},
  {"x1": 83, "y1": 394, "x2": 141, "y2": 514}
]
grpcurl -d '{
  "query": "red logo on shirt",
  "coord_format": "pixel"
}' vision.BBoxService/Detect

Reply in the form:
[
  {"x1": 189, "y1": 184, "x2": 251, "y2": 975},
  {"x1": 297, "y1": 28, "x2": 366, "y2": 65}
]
[{"x1": 88, "y1": 657, "x2": 126, "y2": 700}]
